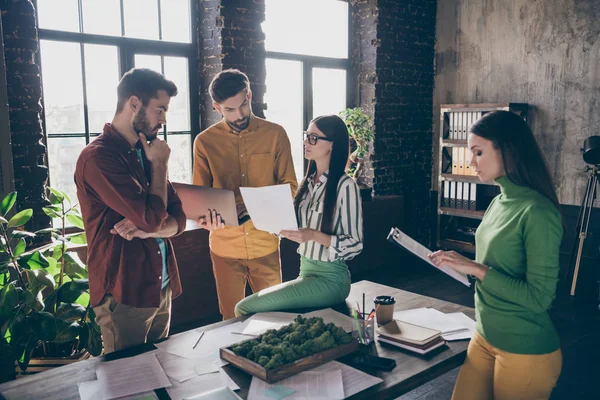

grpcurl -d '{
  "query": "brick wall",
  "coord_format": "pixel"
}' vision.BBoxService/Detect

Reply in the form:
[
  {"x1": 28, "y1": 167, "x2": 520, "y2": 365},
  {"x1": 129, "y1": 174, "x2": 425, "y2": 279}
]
[
  {"x1": 197, "y1": 0, "x2": 266, "y2": 131},
  {"x1": 0, "y1": 0, "x2": 49, "y2": 231},
  {"x1": 372, "y1": 0, "x2": 437, "y2": 243}
]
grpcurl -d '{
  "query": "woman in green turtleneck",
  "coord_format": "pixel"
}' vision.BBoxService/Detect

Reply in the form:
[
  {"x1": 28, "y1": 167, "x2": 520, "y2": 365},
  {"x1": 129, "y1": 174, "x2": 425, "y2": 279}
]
[{"x1": 429, "y1": 111, "x2": 563, "y2": 400}]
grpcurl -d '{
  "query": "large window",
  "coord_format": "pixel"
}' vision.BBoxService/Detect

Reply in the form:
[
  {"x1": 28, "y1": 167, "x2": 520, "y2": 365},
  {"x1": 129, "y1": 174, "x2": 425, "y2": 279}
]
[
  {"x1": 36, "y1": 0, "x2": 197, "y2": 221},
  {"x1": 263, "y1": 0, "x2": 349, "y2": 182}
]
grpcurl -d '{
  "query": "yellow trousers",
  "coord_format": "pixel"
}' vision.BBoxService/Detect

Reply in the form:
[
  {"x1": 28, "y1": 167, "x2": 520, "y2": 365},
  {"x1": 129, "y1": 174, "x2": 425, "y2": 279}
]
[
  {"x1": 210, "y1": 250, "x2": 282, "y2": 320},
  {"x1": 452, "y1": 332, "x2": 562, "y2": 400}
]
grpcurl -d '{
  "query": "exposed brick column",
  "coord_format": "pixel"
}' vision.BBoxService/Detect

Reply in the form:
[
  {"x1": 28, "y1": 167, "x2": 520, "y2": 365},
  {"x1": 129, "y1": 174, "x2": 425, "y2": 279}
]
[
  {"x1": 1, "y1": 0, "x2": 49, "y2": 232},
  {"x1": 197, "y1": 0, "x2": 266, "y2": 131},
  {"x1": 372, "y1": 0, "x2": 436, "y2": 243},
  {"x1": 350, "y1": 0, "x2": 379, "y2": 189}
]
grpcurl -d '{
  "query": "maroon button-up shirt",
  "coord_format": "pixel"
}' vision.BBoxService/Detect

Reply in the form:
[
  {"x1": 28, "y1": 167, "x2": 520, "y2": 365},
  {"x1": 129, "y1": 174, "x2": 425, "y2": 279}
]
[{"x1": 75, "y1": 123, "x2": 186, "y2": 308}]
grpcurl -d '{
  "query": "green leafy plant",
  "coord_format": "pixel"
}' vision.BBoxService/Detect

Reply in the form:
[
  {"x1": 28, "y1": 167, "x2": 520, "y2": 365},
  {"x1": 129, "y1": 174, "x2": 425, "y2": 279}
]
[
  {"x1": 230, "y1": 316, "x2": 353, "y2": 370},
  {"x1": 339, "y1": 107, "x2": 375, "y2": 187},
  {"x1": 0, "y1": 189, "x2": 102, "y2": 381}
]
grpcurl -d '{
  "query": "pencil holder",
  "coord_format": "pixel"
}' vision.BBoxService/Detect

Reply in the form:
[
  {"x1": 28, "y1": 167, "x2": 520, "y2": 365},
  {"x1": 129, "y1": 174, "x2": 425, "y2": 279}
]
[{"x1": 353, "y1": 315, "x2": 375, "y2": 346}]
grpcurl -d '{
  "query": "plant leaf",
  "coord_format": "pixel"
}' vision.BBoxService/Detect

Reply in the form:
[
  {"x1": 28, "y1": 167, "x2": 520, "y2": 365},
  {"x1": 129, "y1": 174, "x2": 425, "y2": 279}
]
[
  {"x1": 57, "y1": 279, "x2": 89, "y2": 303},
  {"x1": 56, "y1": 303, "x2": 86, "y2": 322},
  {"x1": 86, "y1": 323, "x2": 103, "y2": 356},
  {"x1": 68, "y1": 232, "x2": 87, "y2": 245},
  {"x1": 42, "y1": 207, "x2": 60, "y2": 219},
  {"x1": 7, "y1": 209, "x2": 33, "y2": 228},
  {"x1": 12, "y1": 238, "x2": 26, "y2": 257},
  {"x1": 1, "y1": 192, "x2": 17, "y2": 217},
  {"x1": 0, "y1": 282, "x2": 19, "y2": 314},
  {"x1": 21, "y1": 289, "x2": 44, "y2": 311},
  {"x1": 11, "y1": 230, "x2": 35, "y2": 240},
  {"x1": 32, "y1": 311, "x2": 57, "y2": 342},
  {"x1": 22, "y1": 269, "x2": 56, "y2": 292},
  {"x1": 0, "y1": 216, "x2": 7, "y2": 224},
  {"x1": 63, "y1": 253, "x2": 88, "y2": 279},
  {"x1": 34, "y1": 227, "x2": 56, "y2": 235},
  {"x1": 48, "y1": 187, "x2": 65, "y2": 205},
  {"x1": 19, "y1": 250, "x2": 50, "y2": 270},
  {"x1": 66, "y1": 214, "x2": 84, "y2": 229},
  {"x1": 54, "y1": 320, "x2": 81, "y2": 343}
]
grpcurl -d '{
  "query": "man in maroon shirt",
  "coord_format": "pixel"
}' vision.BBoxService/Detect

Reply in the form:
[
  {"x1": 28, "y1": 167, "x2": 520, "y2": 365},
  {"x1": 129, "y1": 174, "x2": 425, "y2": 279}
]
[{"x1": 74, "y1": 68, "x2": 186, "y2": 353}]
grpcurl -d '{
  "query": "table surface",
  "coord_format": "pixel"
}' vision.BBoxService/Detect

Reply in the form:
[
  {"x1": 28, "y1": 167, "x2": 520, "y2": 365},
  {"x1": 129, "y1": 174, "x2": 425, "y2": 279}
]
[{"x1": 0, "y1": 280, "x2": 474, "y2": 400}]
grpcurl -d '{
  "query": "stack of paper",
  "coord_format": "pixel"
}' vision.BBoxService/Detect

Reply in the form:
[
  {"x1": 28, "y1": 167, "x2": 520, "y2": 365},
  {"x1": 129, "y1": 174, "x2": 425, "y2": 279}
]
[
  {"x1": 302, "y1": 308, "x2": 355, "y2": 332},
  {"x1": 248, "y1": 370, "x2": 344, "y2": 400},
  {"x1": 376, "y1": 320, "x2": 446, "y2": 355},
  {"x1": 392, "y1": 308, "x2": 476, "y2": 341}
]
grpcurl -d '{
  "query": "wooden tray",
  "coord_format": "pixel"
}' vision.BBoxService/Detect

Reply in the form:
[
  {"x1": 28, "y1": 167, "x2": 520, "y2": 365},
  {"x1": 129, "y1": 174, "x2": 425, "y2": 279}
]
[{"x1": 220, "y1": 339, "x2": 359, "y2": 383}]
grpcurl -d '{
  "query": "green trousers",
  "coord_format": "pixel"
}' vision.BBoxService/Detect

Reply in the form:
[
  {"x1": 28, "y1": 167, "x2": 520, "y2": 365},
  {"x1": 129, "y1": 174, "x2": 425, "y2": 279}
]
[{"x1": 234, "y1": 256, "x2": 351, "y2": 317}]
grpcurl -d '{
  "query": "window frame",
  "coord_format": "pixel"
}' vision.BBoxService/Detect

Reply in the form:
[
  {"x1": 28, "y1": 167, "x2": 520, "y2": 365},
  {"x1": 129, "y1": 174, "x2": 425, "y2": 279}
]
[
  {"x1": 35, "y1": 0, "x2": 199, "y2": 229},
  {"x1": 264, "y1": 0, "x2": 352, "y2": 175}
]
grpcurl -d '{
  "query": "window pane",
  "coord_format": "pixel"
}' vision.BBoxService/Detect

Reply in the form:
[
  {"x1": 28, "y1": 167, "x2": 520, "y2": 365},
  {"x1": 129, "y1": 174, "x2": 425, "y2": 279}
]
[
  {"x1": 160, "y1": 0, "x2": 191, "y2": 43},
  {"x1": 37, "y1": 0, "x2": 79, "y2": 32},
  {"x1": 163, "y1": 57, "x2": 190, "y2": 132},
  {"x1": 265, "y1": 59, "x2": 304, "y2": 182},
  {"x1": 134, "y1": 54, "x2": 162, "y2": 72},
  {"x1": 82, "y1": 0, "x2": 121, "y2": 36},
  {"x1": 123, "y1": 0, "x2": 159, "y2": 40},
  {"x1": 84, "y1": 45, "x2": 120, "y2": 134},
  {"x1": 264, "y1": 0, "x2": 348, "y2": 58},
  {"x1": 47, "y1": 137, "x2": 86, "y2": 225},
  {"x1": 312, "y1": 68, "x2": 347, "y2": 118},
  {"x1": 40, "y1": 40, "x2": 85, "y2": 134},
  {"x1": 167, "y1": 134, "x2": 192, "y2": 184}
]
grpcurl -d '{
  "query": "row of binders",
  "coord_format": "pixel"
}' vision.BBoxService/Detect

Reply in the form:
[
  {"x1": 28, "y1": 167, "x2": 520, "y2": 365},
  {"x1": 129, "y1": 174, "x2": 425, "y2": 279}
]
[
  {"x1": 451, "y1": 147, "x2": 478, "y2": 176},
  {"x1": 442, "y1": 181, "x2": 477, "y2": 210},
  {"x1": 447, "y1": 111, "x2": 483, "y2": 140}
]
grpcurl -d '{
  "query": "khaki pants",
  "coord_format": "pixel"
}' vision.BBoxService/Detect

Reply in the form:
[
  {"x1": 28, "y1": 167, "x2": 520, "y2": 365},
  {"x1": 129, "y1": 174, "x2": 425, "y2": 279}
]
[
  {"x1": 452, "y1": 332, "x2": 562, "y2": 400},
  {"x1": 211, "y1": 250, "x2": 281, "y2": 320},
  {"x1": 93, "y1": 286, "x2": 172, "y2": 354}
]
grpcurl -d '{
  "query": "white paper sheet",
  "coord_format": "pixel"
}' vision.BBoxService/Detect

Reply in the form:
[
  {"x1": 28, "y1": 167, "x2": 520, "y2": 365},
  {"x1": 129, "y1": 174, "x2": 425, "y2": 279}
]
[
  {"x1": 240, "y1": 184, "x2": 298, "y2": 234},
  {"x1": 155, "y1": 322, "x2": 249, "y2": 360},
  {"x1": 393, "y1": 308, "x2": 470, "y2": 335},
  {"x1": 156, "y1": 351, "x2": 199, "y2": 383},
  {"x1": 185, "y1": 387, "x2": 242, "y2": 400},
  {"x1": 77, "y1": 380, "x2": 159, "y2": 400},
  {"x1": 94, "y1": 352, "x2": 171, "y2": 400},
  {"x1": 248, "y1": 370, "x2": 344, "y2": 400},
  {"x1": 166, "y1": 369, "x2": 240, "y2": 400},
  {"x1": 441, "y1": 312, "x2": 476, "y2": 341},
  {"x1": 234, "y1": 312, "x2": 298, "y2": 336},
  {"x1": 311, "y1": 361, "x2": 383, "y2": 398},
  {"x1": 302, "y1": 308, "x2": 355, "y2": 332},
  {"x1": 387, "y1": 228, "x2": 470, "y2": 286}
]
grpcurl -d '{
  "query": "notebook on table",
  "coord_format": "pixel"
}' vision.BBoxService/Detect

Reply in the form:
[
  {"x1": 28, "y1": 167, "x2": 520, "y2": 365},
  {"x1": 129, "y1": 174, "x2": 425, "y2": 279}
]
[{"x1": 376, "y1": 319, "x2": 447, "y2": 355}]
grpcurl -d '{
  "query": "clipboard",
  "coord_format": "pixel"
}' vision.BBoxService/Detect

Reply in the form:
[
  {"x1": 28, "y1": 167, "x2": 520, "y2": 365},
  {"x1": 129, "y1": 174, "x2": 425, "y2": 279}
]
[{"x1": 386, "y1": 227, "x2": 470, "y2": 287}]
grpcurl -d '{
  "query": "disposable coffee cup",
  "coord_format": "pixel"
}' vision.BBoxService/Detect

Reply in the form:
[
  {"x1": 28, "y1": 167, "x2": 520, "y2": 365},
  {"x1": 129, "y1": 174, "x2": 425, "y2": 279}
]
[{"x1": 374, "y1": 295, "x2": 396, "y2": 325}]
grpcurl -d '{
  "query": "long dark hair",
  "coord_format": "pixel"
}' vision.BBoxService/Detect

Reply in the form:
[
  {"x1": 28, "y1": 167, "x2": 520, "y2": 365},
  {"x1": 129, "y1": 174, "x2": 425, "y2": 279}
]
[
  {"x1": 470, "y1": 110, "x2": 562, "y2": 214},
  {"x1": 293, "y1": 115, "x2": 350, "y2": 234}
]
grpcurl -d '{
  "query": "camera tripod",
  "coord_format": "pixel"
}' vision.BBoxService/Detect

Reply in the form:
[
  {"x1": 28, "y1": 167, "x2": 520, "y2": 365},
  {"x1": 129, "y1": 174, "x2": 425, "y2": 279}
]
[{"x1": 567, "y1": 165, "x2": 599, "y2": 296}]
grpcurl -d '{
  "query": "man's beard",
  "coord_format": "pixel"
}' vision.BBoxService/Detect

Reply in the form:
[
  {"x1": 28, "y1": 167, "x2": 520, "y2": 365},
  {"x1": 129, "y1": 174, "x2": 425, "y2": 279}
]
[
  {"x1": 133, "y1": 106, "x2": 161, "y2": 141},
  {"x1": 226, "y1": 115, "x2": 251, "y2": 132}
]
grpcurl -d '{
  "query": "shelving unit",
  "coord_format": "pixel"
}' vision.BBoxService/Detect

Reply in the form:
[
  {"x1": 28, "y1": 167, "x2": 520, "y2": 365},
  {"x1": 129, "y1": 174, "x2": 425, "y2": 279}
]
[{"x1": 435, "y1": 103, "x2": 528, "y2": 254}]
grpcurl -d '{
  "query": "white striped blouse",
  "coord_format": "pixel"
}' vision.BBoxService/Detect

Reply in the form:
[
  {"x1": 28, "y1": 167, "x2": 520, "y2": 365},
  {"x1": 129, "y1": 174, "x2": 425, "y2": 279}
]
[{"x1": 297, "y1": 171, "x2": 363, "y2": 262}]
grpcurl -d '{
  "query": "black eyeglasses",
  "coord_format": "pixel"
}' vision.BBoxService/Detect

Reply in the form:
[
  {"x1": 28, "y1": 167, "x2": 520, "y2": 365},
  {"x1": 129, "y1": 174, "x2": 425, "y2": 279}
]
[{"x1": 303, "y1": 131, "x2": 334, "y2": 145}]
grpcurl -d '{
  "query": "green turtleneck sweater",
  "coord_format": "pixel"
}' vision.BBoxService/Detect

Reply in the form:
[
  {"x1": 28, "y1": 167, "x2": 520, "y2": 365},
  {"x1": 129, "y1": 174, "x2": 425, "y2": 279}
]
[{"x1": 474, "y1": 176, "x2": 562, "y2": 354}]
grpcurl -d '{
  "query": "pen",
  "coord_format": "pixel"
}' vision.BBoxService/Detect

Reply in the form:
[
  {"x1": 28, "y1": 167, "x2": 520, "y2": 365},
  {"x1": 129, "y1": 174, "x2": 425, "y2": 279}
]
[
  {"x1": 192, "y1": 331, "x2": 205, "y2": 349},
  {"x1": 362, "y1": 293, "x2": 366, "y2": 320}
]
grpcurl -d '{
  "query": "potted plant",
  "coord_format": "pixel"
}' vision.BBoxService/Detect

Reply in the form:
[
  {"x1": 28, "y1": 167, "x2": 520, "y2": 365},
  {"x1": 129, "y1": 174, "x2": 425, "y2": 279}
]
[
  {"x1": 339, "y1": 107, "x2": 375, "y2": 201},
  {"x1": 0, "y1": 188, "x2": 102, "y2": 383}
]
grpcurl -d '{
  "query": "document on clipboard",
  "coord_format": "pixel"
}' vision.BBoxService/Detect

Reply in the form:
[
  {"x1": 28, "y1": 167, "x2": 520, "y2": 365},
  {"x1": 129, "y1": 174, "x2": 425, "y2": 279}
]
[{"x1": 387, "y1": 227, "x2": 470, "y2": 287}]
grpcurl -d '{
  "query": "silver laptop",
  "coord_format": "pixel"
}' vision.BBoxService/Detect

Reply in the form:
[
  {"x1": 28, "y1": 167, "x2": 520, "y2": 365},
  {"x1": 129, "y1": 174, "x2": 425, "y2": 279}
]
[{"x1": 171, "y1": 182, "x2": 239, "y2": 227}]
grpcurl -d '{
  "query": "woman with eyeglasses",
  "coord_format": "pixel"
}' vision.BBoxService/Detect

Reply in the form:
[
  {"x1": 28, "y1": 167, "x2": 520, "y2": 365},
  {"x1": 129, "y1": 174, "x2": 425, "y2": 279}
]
[
  {"x1": 234, "y1": 114, "x2": 363, "y2": 316},
  {"x1": 429, "y1": 111, "x2": 563, "y2": 400}
]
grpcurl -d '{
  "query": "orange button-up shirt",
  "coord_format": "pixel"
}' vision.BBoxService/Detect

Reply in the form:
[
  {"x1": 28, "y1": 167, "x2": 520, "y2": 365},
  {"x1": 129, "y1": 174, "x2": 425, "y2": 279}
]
[{"x1": 193, "y1": 116, "x2": 298, "y2": 259}]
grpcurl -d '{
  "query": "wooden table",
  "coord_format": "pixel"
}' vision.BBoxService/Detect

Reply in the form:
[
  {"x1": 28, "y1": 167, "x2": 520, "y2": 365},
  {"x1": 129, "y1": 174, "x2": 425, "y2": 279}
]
[{"x1": 0, "y1": 280, "x2": 474, "y2": 400}]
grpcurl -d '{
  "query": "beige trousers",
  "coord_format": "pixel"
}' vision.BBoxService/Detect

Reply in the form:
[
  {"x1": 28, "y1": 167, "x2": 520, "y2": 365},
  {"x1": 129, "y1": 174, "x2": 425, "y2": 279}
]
[{"x1": 93, "y1": 286, "x2": 172, "y2": 354}]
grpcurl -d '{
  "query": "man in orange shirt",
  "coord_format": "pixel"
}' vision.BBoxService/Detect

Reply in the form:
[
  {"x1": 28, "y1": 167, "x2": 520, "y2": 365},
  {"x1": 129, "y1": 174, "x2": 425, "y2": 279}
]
[{"x1": 193, "y1": 69, "x2": 298, "y2": 319}]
